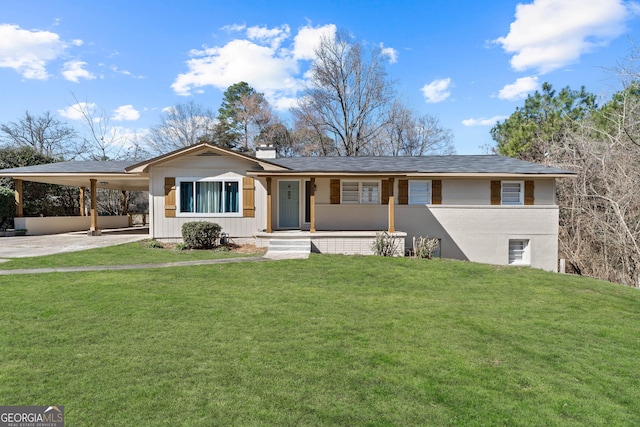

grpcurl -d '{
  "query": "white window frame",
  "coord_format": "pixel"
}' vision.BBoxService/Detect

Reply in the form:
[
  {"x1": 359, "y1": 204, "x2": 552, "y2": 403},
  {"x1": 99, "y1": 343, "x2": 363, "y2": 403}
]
[
  {"x1": 176, "y1": 173, "x2": 243, "y2": 218},
  {"x1": 409, "y1": 180, "x2": 432, "y2": 205},
  {"x1": 509, "y1": 239, "x2": 530, "y2": 266},
  {"x1": 341, "y1": 180, "x2": 380, "y2": 204},
  {"x1": 501, "y1": 181, "x2": 524, "y2": 205}
]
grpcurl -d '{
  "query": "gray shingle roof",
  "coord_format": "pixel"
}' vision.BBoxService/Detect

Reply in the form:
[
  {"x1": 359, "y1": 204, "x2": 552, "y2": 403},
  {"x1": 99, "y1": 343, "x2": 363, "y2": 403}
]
[
  {"x1": 0, "y1": 155, "x2": 575, "y2": 176},
  {"x1": 0, "y1": 160, "x2": 138, "y2": 174},
  {"x1": 269, "y1": 155, "x2": 574, "y2": 175}
]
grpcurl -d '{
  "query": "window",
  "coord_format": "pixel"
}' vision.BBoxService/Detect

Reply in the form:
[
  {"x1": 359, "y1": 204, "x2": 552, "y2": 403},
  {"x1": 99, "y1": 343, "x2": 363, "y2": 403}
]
[
  {"x1": 342, "y1": 181, "x2": 360, "y2": 204},
  {"x1": 509, "y1": 239, "x2": 530, "y2": 265},
  {"x1": 341, "y1": 181, "x2": 380, "y2": 204},
  {"x1": 502, "y1": 181, "x2": 523, "y2": 205},
  {"x1": 177, "y1": 177, "x2": 240, "y2": 216},
  {"x1": 409, "y1": 180, "x2": 432, "y2": 205},
  {"x1": 361, "y1": 182, "x2": 379, "y2": 204}
]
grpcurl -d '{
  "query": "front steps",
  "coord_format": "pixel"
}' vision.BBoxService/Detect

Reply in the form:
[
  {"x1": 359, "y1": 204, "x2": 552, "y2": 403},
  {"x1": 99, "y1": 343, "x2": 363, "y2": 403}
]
[{"x1": 264, "y1": 237, "x2": 311, "y2": 259}]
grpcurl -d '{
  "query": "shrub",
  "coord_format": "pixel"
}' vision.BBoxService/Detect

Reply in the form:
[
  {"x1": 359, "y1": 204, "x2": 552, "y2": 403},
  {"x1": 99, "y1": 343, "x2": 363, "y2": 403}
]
[
  {"x1": 0, "y1": 186, "x2": 15, "y2": 230},
  {"x1": 181, "y1": 221, "x2": 221, "y2": 249},
  {"x1": 371, "y1": 231, "x2": 400, "y2": 257},
  {"x1": 173, "y1": 243, "x2": 188, "y2": 252},
  {"x1": 414, "y1": 236, "x2": 440, "y2": 259},
  {"x1": 141, "y1": 239, "x2": 164, "y2": 249}
]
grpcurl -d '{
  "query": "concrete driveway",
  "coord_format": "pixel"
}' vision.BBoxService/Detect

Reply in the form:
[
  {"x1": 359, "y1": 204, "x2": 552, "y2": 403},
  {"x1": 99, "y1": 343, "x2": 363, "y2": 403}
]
[{"x1": 0, "y1": 227, "x2": 150, "y2": 259}]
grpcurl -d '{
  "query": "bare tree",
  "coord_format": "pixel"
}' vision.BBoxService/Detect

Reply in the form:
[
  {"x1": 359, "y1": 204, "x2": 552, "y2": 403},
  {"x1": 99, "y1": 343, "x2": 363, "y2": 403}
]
[
  {"x1": 69, "y1": 95, "x2": 129, "y2": 160},
  {"x1": 554, "y1": 121, "x2": 640, "y2": 287},
  {"x1": 522, "y1": 75, "x2": 638, "y2": 286},
  {"x1": 292, "y1": 30, "x2": 395, "y2": 156},
  {"x1": 146, "y1": 101, "x2": 217, "y2": 154},
  {"x1": 290, "y1": 106, "x2": 338, "y2": 156},
  {"x1": 374, "y1": 100, "x2": 455, "y2": 156},
  {"x1": 215, "y1": 82, "x2": 276, "y2": 153},
  {"x1": 0, "y1": 111, "x2": 78, "y2": 158},
  {"x1": 236, "y1": 91, "x2": 275, "y2": 152}
]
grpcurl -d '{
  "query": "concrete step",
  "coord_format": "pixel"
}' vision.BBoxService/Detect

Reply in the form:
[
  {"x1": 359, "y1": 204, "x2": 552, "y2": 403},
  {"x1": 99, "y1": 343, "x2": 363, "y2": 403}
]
[{"x1": 264, "y1": 238, "x2": 311, "y2": 259}]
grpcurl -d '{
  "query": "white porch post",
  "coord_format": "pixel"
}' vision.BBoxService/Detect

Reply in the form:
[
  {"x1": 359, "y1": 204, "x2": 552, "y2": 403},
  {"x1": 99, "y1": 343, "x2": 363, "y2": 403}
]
[
  {"x1": 310, "y1": 176, "x2": 316, "y2": 233},
  {"x1": 388, "y1": 177, "x2": 395, "y2": 233},
  {"x1": 266, "y1": 177, "x2": 273, "y2": 233}
]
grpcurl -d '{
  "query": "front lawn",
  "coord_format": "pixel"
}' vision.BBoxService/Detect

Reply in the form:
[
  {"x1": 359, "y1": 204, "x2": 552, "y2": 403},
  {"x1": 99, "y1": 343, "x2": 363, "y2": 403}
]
[
  {"x1": 0, "y1": 239, "x2": 265, "y2": 270},
  {"x1": 0, "y1": 255, "x2": 639, "y2": 425}
]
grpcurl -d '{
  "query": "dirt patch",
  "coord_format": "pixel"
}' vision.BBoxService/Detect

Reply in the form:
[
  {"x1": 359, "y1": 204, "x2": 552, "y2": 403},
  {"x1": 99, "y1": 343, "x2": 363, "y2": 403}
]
[
  {"x1": 144, "y1": 239, "x2": 266, "y2": 255},
  {"x1": 227, "y1": 244, "x2": 267, "y2": 255}
]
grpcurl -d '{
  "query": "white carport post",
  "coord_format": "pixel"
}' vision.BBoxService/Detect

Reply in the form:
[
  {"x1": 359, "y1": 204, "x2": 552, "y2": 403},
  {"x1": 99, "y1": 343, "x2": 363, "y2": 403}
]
[
  {"x1": 14, "y1": 178, "x2": 23, "y2": 218},
  {"x1": 88, "y1": 178, "x2": 101, "y2": 236},
  {"x1": 79, "y1": 186, "x2": 86, "y2": 216}
]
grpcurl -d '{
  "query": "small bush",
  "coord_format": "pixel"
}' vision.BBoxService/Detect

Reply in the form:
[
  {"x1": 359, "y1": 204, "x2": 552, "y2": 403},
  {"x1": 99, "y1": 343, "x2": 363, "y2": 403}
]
[
  {"x1": 141, "y1": 239, "x2": 164, "y2": 249},
  {"x1": 181, "y1": 221, "x2": 221, "y2": 249},
  {"x1": 173, "y1": 243, "x2": 188, "y2": 252},
  {"x1": 414, "y1": 236, "x2": 440, "y2": 259},
  {"x1": 0, "y1": 186, "x2": 15, "y2": 229},
  {"x1": 372, "y1": 231, "x2": 400, "y2": 257}
]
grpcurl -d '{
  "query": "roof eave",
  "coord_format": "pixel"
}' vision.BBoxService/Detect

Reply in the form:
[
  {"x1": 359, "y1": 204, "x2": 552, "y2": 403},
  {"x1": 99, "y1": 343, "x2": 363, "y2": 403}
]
[
  {"x1": 247, "y1": 171, "x2": 576, "y2": 178},
  {"x1": 125, "y1": 142, "x2": 290, "y2": 173}
]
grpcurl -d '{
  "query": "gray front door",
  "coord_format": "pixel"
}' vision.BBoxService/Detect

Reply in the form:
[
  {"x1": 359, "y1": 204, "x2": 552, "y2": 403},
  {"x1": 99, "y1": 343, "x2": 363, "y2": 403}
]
[{"x1": 279, "y1": 181, "x2": 300, "y2": 228}]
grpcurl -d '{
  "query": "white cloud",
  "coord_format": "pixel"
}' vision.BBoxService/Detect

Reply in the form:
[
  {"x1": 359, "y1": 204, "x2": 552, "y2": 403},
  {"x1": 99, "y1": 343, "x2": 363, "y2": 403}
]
[
  {"x1": 292, "y1": 24, "x2": 336, "y2": 60},
  {"x1": 171, "y1": 23, "x2": 338, "y2": 110},
  {"x1": 498, "y1": 76, "x2": 539, "y2": 100},
  {"x1": 380, "y1": 43, "x2": 398, "y2": 64},
  {"x1": 421, "y1": 78, "x2": 452, "y2": 103},
  {"x1": 0, "y1": 24, "x2": 69, "y2": 79},
  {"x1": 112, "y1": 105, "x2": 140, "y2": 121},
  {"x1": 62, "y1": 60, "x2": 95, "y2": 82},
  {"x1": 462, "y1": 116, "x2": 508, "y2": 126},
  {"x1": 246, "y1": 24, "x2": 290, "y2": 49},
  {"x1": 58, "y1": 102, "x2": 96, "y2": 120},
  {"x1": 110, "y1": 65, "x2": 145, "y2": 79},
  {"x1": 495, "y1": 0, "x2": 632, "y2": 73},
  {"x1": 221, "y1": 23, "x2": 246, "y2": 33}
]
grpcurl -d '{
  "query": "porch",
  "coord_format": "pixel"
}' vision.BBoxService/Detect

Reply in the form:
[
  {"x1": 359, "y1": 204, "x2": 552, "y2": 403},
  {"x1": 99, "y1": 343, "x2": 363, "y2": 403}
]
[{"x1": 256, "y1": 230, "x2": 407, "y2": 256}]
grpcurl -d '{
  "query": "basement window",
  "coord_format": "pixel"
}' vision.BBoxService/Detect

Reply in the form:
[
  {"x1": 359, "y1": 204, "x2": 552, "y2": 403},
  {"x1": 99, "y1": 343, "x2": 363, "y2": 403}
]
[{"x1": 508, "y1": 239, "x2": 530, "y2": 265}]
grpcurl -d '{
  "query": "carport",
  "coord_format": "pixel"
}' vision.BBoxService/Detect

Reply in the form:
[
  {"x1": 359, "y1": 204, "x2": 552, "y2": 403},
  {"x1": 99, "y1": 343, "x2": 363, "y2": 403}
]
[{"x1": 0, "y1": 160, "x2": 149, "y2": 235}]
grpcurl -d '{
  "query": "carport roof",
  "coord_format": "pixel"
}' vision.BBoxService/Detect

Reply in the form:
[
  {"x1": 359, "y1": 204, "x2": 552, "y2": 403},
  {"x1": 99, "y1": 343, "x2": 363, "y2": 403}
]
[{"x1": 0, "y1": 160, "x2": 148, "y2": 191}]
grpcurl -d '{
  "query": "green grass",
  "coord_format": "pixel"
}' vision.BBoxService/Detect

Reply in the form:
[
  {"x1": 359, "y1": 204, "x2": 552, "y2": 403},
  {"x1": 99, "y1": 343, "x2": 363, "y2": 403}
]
[
  {"x1": 0, "y1": 239, "x2": 264, "y2": 269},
  {"x1": 1, "y1": 254, "x2": 639, "y2": 426}
]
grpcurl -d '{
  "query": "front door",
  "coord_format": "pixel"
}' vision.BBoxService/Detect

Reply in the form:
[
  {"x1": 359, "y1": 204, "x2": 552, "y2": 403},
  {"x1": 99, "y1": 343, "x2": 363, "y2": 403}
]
[{"x1": 278, "y1": 180, "x2": 300, "y2": 228}]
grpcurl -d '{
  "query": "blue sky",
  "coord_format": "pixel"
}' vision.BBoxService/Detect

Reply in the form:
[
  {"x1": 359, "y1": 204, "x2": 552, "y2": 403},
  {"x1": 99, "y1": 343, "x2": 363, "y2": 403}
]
[{"x1": 1, "y1": 0, "x2": 639, "y2": 156}]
